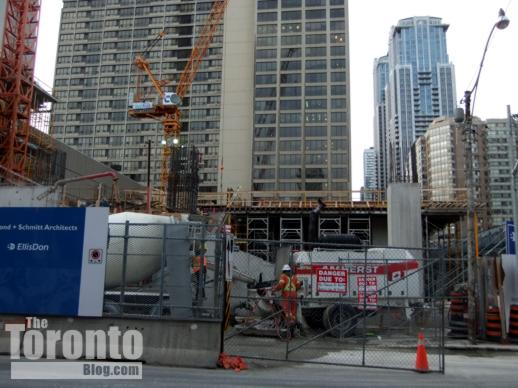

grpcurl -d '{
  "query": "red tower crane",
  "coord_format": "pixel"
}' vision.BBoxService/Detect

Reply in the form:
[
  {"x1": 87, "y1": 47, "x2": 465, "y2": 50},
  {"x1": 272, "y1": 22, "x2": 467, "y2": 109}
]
[{"x1": 0, "y1": 0, "x2": 40, "y2": 182}]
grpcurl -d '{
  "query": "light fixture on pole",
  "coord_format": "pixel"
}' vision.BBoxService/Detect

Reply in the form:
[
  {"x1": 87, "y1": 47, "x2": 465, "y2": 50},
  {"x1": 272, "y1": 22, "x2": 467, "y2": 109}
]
[{"x1": 460, "y1": 8, "x2": 509, "y2": 343}]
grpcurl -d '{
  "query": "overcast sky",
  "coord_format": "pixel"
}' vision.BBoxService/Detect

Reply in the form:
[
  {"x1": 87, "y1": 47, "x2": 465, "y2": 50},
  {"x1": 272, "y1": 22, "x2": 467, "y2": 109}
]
[{"x1": 35, "y1": 0, "x2": 518, "y2": 191}]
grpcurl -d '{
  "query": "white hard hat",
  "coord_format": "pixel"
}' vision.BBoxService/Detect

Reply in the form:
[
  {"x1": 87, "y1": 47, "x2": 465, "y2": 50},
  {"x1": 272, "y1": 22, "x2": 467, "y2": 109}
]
[{"x1": 282, "y1": 264, "x2": 292, "y2": 272}]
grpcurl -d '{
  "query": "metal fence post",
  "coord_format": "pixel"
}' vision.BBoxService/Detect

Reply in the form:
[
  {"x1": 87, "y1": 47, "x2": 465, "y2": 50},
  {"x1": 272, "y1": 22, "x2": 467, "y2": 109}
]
[
  {"x1": 361, "y1": 243, "x2": 368, "y2": 367},
  {"x1": 158, "y1": 224, "x2": 167, "y2": 318},
  {"x1": 218, "y1": 230, "x2": 225, "y2": 353},
  {"x1": 120, "y1": 220, "x2": 130, "y2": 317}
]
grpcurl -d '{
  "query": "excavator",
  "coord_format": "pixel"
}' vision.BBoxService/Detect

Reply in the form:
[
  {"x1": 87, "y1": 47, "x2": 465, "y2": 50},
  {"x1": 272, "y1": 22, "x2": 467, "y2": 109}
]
[{"x1": 128, "y1": 0, "x2": 229, "y2": 208}]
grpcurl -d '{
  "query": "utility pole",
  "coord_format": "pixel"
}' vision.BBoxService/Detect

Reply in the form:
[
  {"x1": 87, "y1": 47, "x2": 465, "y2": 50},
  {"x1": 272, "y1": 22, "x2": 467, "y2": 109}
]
[
  {"x1": 462, "y1": 91, "x2": 477, "y2": 343},
  {"x1": 457, "y1": 8, "x2": 510, "y2": 343}
]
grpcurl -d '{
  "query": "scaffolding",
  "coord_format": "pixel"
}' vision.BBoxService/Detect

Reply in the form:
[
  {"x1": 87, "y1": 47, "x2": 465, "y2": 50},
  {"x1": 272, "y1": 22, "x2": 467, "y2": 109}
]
[
  {"x1": 247, "y1": 217, "x2": 269, "y2": 259},
  {"x1": 319, "y1": 216, "x2": 342, "y2": 236}
]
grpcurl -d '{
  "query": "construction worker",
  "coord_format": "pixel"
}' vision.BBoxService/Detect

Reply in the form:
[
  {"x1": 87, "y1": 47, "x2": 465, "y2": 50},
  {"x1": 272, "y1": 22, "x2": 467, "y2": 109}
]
[
  {"x1": 272, "y1": 264, "x2": 301, "y2": 325},
  {"x1": 192, "y1": 245, "x2": 207, "y2": 301}
]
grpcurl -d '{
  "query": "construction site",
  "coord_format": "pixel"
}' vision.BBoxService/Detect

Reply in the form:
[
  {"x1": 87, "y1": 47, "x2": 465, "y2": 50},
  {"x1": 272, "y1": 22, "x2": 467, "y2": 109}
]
[{"x1": 0, "y1": 0, "x2": 517, "y2": 378}]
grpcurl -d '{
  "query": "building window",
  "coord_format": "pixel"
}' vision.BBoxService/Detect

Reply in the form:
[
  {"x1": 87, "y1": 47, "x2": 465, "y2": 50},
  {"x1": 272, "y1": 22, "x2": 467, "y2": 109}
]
[
  {"x1": 258, "y1": 0, "x2": 278, "y2": 10},
  {"x1": 331, "y1": 85, "x2": 346, "y2": 95},
  {"x1": 257, "y1": 24, "x2": 278, "y2": 34},
  {"x1": 330, "y1": 8, "x2": 345, "y2": 18},
  {"x1": 255, "y1": 100, "x2": 277, "y2": 111},
  {"x1": 279, "y1": 141, "x2": 301, "y2": 152},
  {"x1": 306, "y1": 47, "x2": 327, "y2": 57},
  {"x1": 279, "y1": 127, "x2": 301, "y2": 137},
  {"x1": 280, "y1": 99, "x2": 301, "y2": 110},
  {"x1": 256, "y1": 74, "x2": 277, "y2": 84},
  {"x1": 281, "y1": 23, "x2": 302, "y2": 33},
  {"x1": 281, "y1": 35, "x2": 302, "y2": 45},
  {"x1": 306, "y1": 9, "x2": 326, "y2": 19},
  {"x1": 305, "y1": 99, "x2": 327, "y2": 110},
  {"x1": 257, "y1": 49, "x2": 277, "y2": 59},
  {"x1": 306, "y1": 59, "x2": 327, "y2": 70},
  {"x1": 280, "y1": 86, "x2": 302, "y2": 97},
  {"x1": 306, "y1": 34, "x2": 326, "y2": 44},
  {"x1": 281, "y1": 60, "x2": 301, "y2": 70},
  {"x1": 282, "y1": 11, "x2": 301, "y2": 20},
  {"x1": 258, "y1": 12, "x2": 278, "y2": 22},
  {"x1": 305, "y1": 85, "x2": 326, "y2": 96},
  {"x1": 305, "y1": 72, "x2": 327, "y2": 83},
  {"x1": 282, "y1": 0, "x2": 301, "y2": 7},
  {"x1": 305, "y1": 126, "x2": 327, "y2": 137},
  {"x1": 280, "y1": 73, "x2": 302, "y2": 83},
  {"x1": 306, "y1": 22, "x2": 326, "y2": 32}
]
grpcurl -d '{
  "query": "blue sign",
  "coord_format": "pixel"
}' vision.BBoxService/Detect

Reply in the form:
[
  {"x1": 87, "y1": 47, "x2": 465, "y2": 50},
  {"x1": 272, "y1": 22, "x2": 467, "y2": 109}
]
[
  {"x1": 0, "y1": 207, "x2": 108, "y2": 317},
  {"x1": 506, "y1": 221, "x2": 516, "y2": 255}
]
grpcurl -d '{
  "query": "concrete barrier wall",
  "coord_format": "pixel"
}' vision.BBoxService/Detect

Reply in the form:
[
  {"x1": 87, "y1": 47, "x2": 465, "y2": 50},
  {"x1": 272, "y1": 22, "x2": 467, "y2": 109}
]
[{"x1": 0, "y1": 315, "x2": 221, "y2": 368}]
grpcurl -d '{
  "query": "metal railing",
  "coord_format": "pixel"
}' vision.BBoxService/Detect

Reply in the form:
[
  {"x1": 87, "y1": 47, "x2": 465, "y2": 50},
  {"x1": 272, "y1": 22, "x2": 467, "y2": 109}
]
[{"x1": 223, "y1": 240, "x2": 447, "y2": 372}]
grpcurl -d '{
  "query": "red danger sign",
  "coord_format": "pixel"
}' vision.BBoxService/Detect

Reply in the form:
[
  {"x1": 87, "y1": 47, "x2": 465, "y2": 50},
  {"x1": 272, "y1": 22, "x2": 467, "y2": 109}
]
[
  {"x1": 315, "y1": 266, "x2": 348, "y2": 294},
  {"x1": 357, "y1": 276, "x2": 378, "y2": 309}
]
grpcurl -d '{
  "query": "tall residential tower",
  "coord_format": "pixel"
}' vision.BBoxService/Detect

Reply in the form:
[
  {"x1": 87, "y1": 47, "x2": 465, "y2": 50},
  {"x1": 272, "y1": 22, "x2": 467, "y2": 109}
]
[
  {"x1": 375, "y1": 16, "x2": 456, "y2": 186},
  {"x1": 51, "y1": 0, "x2": 351, "y2": 197}
]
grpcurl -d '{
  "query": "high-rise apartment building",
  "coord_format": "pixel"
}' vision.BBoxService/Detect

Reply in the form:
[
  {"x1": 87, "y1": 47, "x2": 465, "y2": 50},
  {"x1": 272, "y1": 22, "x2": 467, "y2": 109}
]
[
  {"x1": 252, "y1": 0, "x2": 351, "y2": 195},
  {"x1": 416, "y1": 116, "x2": 490, "y2": 227},
  {"x1": 51, "y1": 0, "x2": 254, "y2": 194},
  {"x1": 51, "y1": 0, "x2": 351, "y2": 197},
  {"x1": 362, "y1": 146, "x2": 377, "y2": 200},
  {"x1": 486, "y1": 118, "x2": 516, "y2": 226},
  {"x1": 373, "y1": 55, "x2": 388, "y2": 192},
  {"x1": 375, "y1": 17, "x2": 456, "y2": 186}
]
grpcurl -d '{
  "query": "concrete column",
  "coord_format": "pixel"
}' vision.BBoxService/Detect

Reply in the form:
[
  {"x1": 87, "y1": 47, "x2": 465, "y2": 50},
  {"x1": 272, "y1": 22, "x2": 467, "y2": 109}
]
[
  {"x1": 165, "y1": 224, "x2": 193, "y2": 319},
  {"x1": 387, "y1": 183, "x2": 422, "y2": 248}
]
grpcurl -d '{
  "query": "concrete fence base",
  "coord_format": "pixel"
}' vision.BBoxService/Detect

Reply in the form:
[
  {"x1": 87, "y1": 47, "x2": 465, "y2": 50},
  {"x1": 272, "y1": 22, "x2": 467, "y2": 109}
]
[{"x1": 0, "y1": 315, "x2": 221, "y2": 368}]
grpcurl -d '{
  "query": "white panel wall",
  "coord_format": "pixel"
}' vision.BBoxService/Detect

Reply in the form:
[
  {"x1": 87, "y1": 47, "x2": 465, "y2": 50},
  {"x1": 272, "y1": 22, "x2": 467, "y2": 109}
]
[{"x1": 219, "y1": 0, "x2": 255, "y2": 193}]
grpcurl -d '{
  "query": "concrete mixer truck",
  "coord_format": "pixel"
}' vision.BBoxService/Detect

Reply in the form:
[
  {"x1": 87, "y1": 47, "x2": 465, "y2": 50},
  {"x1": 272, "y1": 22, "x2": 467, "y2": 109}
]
[{"x1": 102, "y1": 212, "x2": 210, "y2": 316}]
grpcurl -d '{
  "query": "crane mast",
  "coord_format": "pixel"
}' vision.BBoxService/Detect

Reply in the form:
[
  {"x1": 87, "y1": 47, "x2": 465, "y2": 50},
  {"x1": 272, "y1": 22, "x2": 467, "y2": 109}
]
[
  {"x1": 129, "y1": 0, "x2": 229, "y2": 209},
  {"x1": 0, "y1": 0, "x2": 40, "y2": 182}
]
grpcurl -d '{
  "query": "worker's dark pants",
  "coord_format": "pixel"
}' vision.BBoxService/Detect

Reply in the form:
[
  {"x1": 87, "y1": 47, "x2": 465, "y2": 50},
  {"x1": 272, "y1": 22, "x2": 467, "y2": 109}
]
[{"x1": 193, "y1": 268, "x2": 206, "y2": 300}]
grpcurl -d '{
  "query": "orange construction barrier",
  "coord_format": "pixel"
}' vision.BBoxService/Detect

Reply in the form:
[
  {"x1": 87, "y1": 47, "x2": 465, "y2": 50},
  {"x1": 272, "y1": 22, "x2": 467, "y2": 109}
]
[
  {"x1": 218, "y1": 352, "x2": 248, "y2": 372},
  {"x1": 486, "y1": 307, "x2": 502, "y2": 342},
  {"x1": 508, "y1": 305, "x2": 518, "y2": 342},
  {"x1": 415, "y1": 331, "x2": 430, "y2": 373}
]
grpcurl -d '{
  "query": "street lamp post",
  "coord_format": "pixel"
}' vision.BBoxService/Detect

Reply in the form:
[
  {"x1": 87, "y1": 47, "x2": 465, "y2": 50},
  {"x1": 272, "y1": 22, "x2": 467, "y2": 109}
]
[
  {"x1": 509, "y1": 107, "x2": 518, "y2": 258},
  {"x1": 461, "y1": 8, "x2": 509, "y2": 343}
]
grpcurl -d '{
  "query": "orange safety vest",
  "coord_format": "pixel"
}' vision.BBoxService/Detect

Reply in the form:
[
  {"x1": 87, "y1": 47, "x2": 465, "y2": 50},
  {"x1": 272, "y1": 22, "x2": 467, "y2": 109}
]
[
  {"x1": 276, "y1": 274, "x2": 300, "y2": 296},
  {"x1": 192, "y1": 256, "x2": 207, "y2": 273}
]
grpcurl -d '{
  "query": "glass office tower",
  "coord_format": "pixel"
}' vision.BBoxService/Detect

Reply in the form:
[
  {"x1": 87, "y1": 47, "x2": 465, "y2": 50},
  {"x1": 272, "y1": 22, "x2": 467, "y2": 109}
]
[{"x1": 384, "y1": 17, "x2": 456, "y2": 183}]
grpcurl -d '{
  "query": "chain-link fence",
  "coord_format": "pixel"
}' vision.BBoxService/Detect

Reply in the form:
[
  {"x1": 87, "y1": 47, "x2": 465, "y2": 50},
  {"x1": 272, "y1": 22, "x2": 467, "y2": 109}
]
[
  {"x1": 223, "y1": 240, "x2": 447, "y2": 372},
  {"x1": 103, "y1": 222, "x2": 225, "y2": 321}
]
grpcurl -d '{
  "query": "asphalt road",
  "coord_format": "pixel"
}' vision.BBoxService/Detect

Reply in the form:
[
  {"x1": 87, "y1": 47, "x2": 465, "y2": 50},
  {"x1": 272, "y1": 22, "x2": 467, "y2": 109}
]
[{"x1": 0, "y1": 353, "x2": 517, "y2": 387}]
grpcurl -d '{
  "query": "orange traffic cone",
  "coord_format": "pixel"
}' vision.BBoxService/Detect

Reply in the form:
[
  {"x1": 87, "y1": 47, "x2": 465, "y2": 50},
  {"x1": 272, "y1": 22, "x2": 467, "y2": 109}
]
[{"x1": 415, "y1": 330, "x2": 430, "y2": 373}]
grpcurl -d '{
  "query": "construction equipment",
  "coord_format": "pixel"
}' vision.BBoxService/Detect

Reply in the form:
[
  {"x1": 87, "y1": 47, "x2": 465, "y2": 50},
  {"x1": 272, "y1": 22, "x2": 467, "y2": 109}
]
[
  {"x1": 129, "y1": 0, "x2": 229, "y2": 207},
  {"x1": 0, "y1": 0, "x2": 41, "y2": 182}
]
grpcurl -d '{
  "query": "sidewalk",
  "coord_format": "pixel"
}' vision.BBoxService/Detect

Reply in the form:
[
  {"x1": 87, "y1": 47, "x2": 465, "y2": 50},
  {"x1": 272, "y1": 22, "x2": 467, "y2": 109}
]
[{"x1": 446, "y1": 338, "x2": 518, "y2": 351}]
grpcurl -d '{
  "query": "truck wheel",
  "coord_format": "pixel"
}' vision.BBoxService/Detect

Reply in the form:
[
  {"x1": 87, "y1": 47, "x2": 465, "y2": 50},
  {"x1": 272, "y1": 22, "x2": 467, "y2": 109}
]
[
  {"x1": 302, "y1": 308, "x2": 325, "y2": 329},
  {"x1": 322, "y1": 304, "x2": 357, "y2": 338}
]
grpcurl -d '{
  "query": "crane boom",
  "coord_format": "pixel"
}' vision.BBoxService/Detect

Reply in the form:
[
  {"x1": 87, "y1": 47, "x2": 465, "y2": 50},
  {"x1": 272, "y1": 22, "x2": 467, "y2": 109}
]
[
  {"x1": 128, "y1": 0, "x2": 229, "y2": 210},
  {"x1": 176, "y1": 0, "x2": 229, "y2": 99}
]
